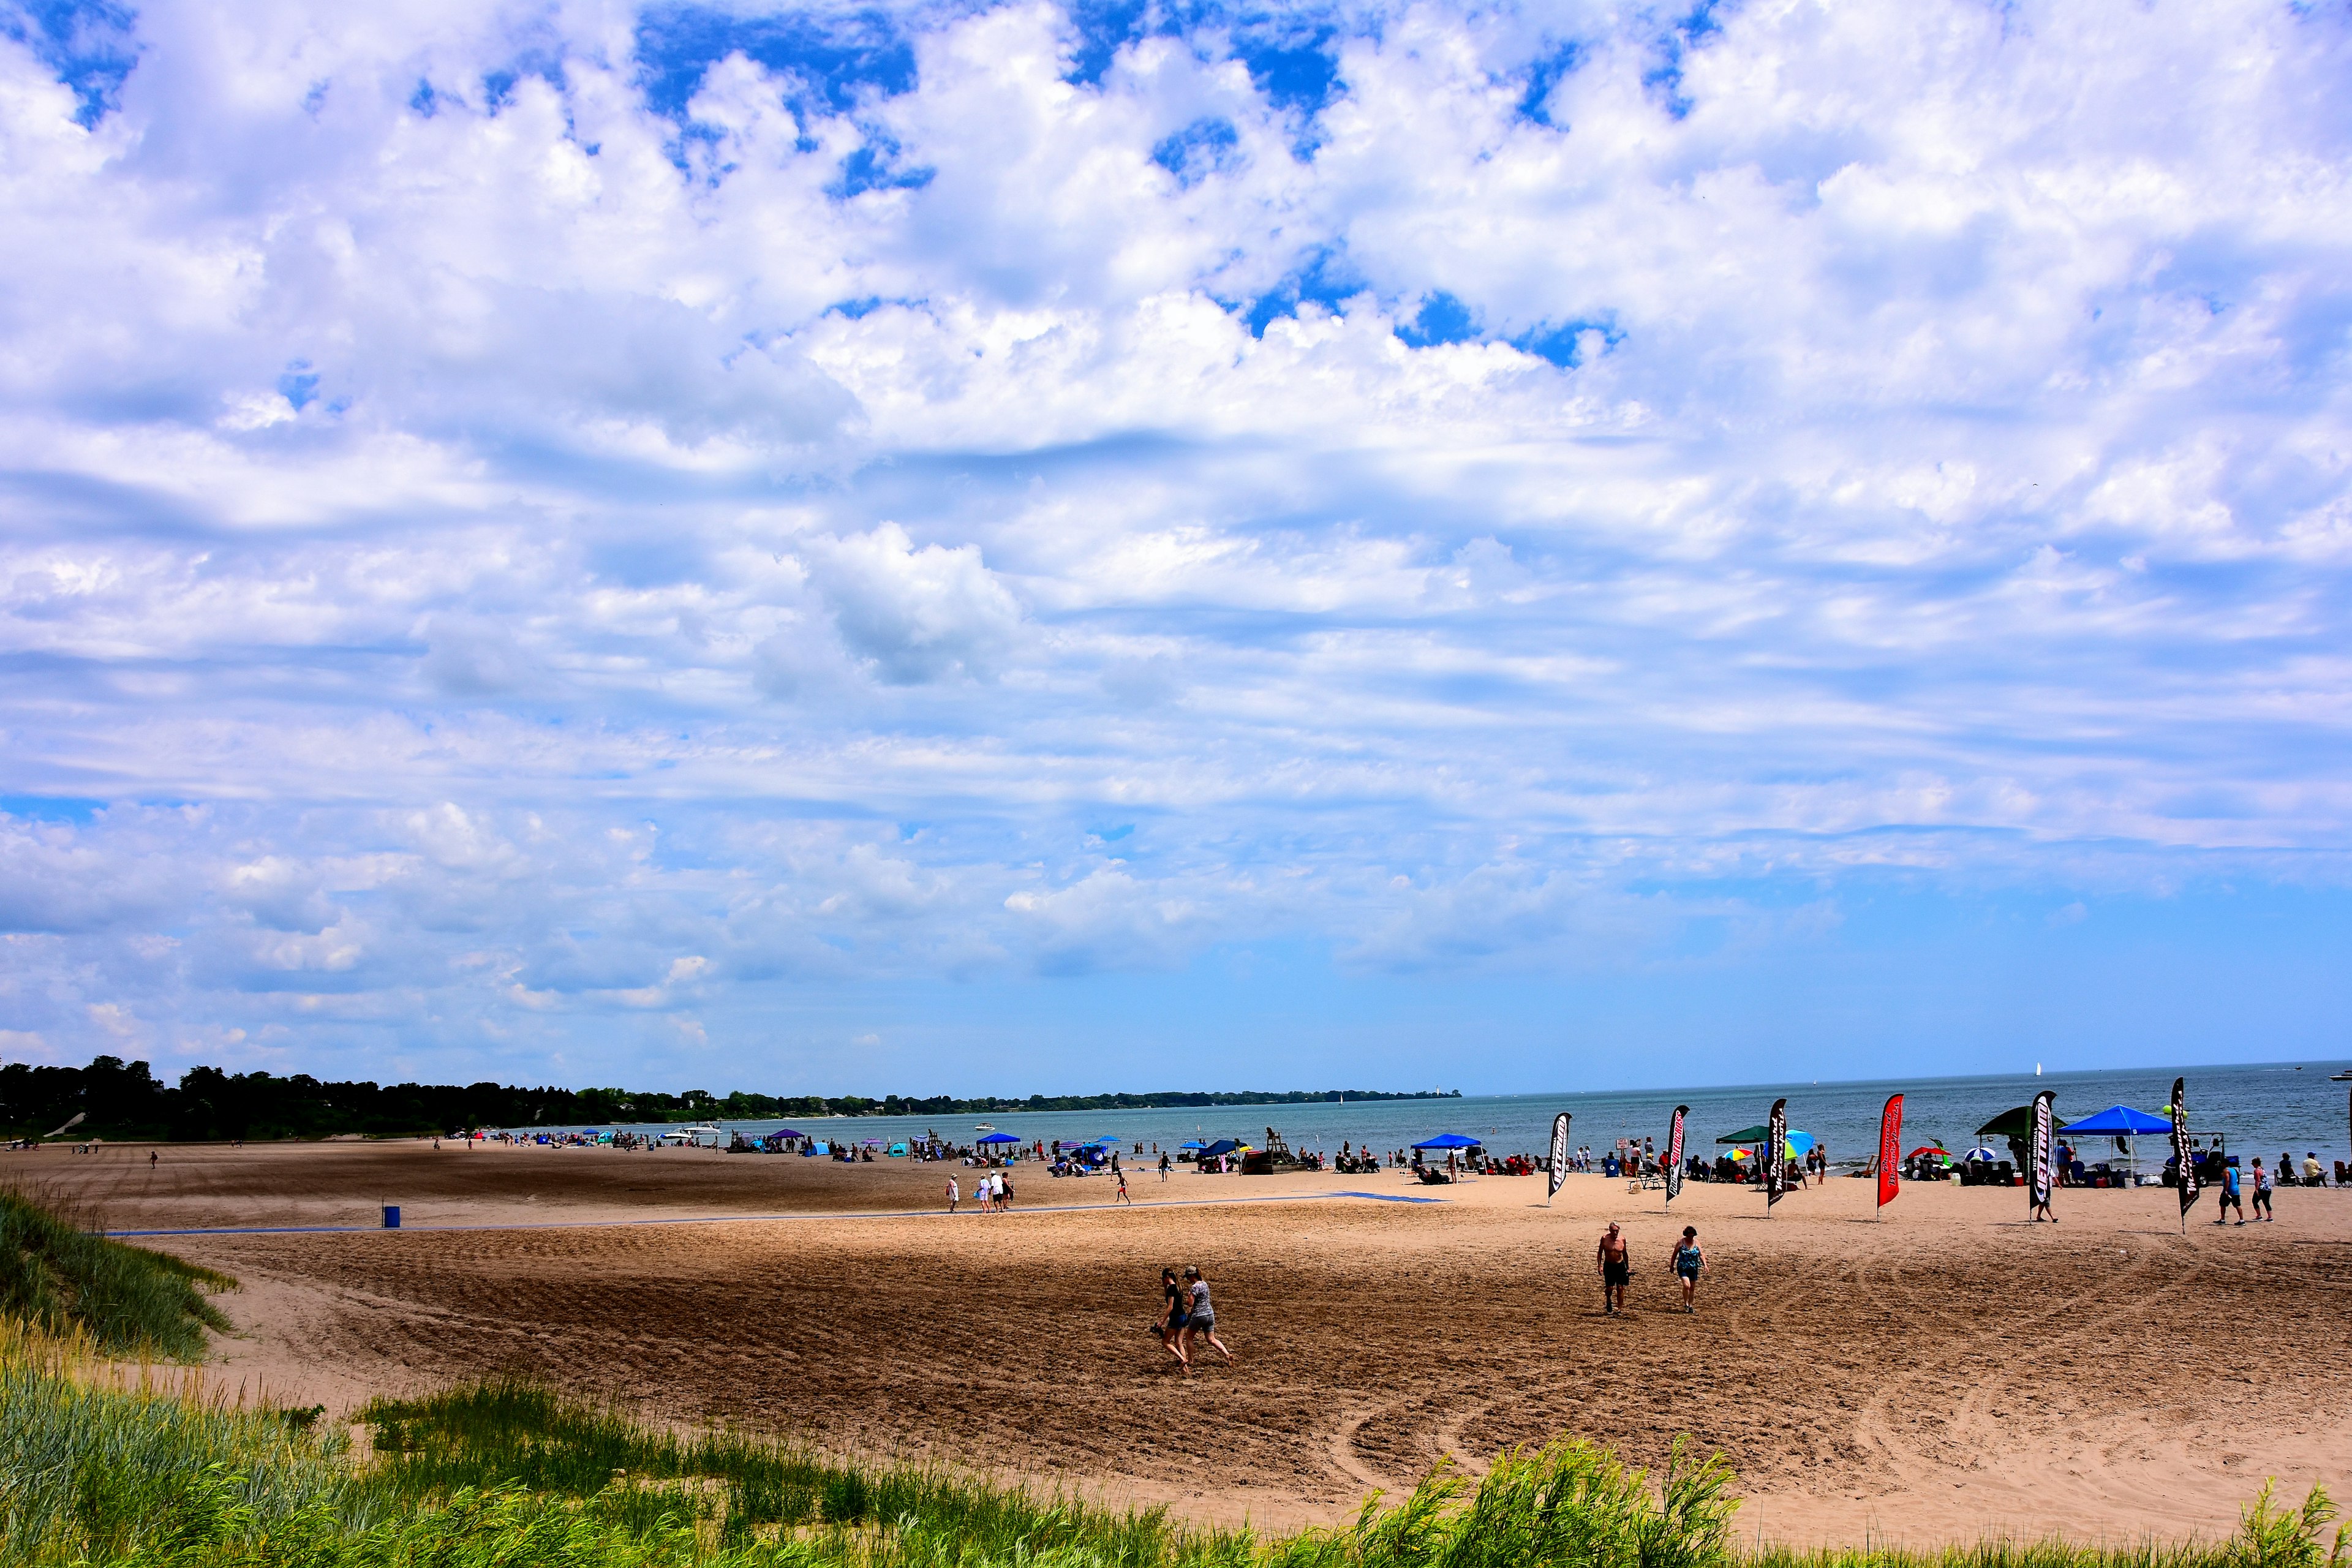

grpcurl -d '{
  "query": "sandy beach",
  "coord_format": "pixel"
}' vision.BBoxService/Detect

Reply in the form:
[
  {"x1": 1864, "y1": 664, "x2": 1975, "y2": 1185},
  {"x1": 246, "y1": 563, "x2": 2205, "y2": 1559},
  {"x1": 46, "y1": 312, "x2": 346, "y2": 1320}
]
[{"x1": 14, "y1": 1139, "x2": 2351, "y2": 1547}]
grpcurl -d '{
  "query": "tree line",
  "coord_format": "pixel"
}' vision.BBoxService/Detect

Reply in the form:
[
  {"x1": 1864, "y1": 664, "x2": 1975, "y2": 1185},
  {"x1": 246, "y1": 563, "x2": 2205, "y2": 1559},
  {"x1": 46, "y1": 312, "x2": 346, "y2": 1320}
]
[{"x1": 0, "y1": 1055, "x2": 1459, "y2": 1142}]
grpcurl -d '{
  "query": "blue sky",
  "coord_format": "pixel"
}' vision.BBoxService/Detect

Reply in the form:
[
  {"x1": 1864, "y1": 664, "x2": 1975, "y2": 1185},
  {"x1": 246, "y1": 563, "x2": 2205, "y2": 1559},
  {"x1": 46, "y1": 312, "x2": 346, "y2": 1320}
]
[{"x1": 1, "y1": 0, "x2": 2349, "y2": 1095}]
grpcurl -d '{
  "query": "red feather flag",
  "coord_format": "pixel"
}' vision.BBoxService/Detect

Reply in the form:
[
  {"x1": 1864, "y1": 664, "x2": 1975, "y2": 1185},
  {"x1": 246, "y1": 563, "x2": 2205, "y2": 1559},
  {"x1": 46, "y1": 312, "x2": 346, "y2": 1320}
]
[{"x1": 1877, "y1": 1093, "x2": 1904, "y2": 1210}]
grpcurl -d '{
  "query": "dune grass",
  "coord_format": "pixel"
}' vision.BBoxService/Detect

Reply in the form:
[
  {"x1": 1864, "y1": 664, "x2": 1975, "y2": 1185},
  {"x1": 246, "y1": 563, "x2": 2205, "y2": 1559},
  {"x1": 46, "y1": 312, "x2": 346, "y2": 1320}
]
[
  {"x1": 0, "y1": 1318, "x2": 360, "y2": 1565},
  {"x1": 0, "y1": 1183, "x2": 233, "y2": 1357},
  {"x1": 9, "y1": 1328, "x2": 2348, "y2": 1568}
]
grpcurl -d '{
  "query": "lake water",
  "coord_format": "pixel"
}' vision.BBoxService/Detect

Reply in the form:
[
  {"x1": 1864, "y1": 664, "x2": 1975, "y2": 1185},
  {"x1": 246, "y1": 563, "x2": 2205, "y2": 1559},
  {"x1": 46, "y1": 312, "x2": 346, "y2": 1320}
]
[{"x1": 498, "y1": 1058, "x2": 2352, "y2": 1167}]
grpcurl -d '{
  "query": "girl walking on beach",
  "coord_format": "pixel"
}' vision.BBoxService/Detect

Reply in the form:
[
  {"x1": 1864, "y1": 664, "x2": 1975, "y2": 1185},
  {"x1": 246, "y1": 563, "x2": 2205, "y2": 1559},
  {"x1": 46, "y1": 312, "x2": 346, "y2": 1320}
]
[
  {"x1": 1180, "y1": 1265, "x2": 1235, "y2": 1366},
  {"x1": 1156, "y1": 1267, "x2": 1191, "y2": 1372},
  {"x1": 1672, "y1": 1226, "x2": 1705, "y2": 1313}
]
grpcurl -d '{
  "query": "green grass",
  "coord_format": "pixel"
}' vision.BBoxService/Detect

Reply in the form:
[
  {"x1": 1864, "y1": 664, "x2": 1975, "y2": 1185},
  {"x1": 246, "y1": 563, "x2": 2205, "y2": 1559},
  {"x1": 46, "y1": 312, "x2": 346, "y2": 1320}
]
[
  {"x1": 0, "y1": 1183, "x2": 233, "y2": 1357},
  {"x1": 360, "y1": 1379, "x2": 1234, "y2": 1563},
  {"x1": 0, "y1": 1321, "x2": 362, "y2": 1565},
  {"x1": 9, "y1": 1334, "x2": 2350, "y2": 1568}
]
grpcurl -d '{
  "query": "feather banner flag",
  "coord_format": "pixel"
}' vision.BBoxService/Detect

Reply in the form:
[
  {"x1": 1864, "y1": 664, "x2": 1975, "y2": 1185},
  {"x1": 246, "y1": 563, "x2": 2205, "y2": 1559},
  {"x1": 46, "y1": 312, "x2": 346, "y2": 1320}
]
[
  {"x1": 2171, "y1": 1076, "x2": 2198, "y2": 1231},
  {"x1": 2029, "y1": 1090, "x2": 2056, "y2": 1216},
  {"x1": 1877, "y1": 1093, "x2": 1904, "y2": 1211},
  {"x1": 1766, "y1": 1097, "x2": 1789, "y2": 1210},
  {"x1": 1665, "y1": 1105, "x2": 1687, "y2": 1207},
  {"x1": 1547, "y1": 1112, "x2": 1571, "y2": 1206}
]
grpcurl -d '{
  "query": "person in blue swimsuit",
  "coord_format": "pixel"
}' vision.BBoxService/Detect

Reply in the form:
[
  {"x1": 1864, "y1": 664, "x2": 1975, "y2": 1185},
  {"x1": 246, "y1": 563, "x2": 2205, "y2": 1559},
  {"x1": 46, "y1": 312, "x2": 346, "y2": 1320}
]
[{"x1": 1672, "y1": 1226, "x2": 1705, "y2": 1313}]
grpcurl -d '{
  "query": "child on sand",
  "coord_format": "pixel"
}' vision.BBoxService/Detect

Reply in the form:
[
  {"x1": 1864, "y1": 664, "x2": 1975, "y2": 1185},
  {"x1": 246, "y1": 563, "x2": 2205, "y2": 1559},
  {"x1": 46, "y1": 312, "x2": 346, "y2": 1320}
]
[
  {"x1": 1115, "y1": 1169, "x2": 1131, "y2": 1204},
  {"x1": 1672, "y1": 1226, "x2": 1704, "y2": 1313}
]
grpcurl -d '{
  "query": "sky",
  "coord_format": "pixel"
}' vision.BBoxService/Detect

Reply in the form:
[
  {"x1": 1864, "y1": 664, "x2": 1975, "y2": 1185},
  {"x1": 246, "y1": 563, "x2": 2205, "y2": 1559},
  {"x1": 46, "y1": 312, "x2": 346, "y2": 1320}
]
[{"x1": 1, "y1": 0, "x2": 2350, "y2": 1098}]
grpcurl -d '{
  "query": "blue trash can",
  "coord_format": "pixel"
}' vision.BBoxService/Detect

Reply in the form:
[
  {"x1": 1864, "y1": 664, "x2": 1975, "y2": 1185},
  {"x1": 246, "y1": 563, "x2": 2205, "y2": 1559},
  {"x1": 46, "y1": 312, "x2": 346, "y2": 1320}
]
[{"x1": 382, "y1": 1205, "x2": 400, "y2": 1229}]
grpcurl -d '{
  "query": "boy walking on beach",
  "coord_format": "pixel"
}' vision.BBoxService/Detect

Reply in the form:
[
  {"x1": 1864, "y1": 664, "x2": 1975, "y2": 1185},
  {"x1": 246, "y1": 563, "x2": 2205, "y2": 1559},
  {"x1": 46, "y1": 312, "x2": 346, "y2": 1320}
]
[{"x1": 1596, "y1": 1223, "x2": 1631, "y2": 1315}]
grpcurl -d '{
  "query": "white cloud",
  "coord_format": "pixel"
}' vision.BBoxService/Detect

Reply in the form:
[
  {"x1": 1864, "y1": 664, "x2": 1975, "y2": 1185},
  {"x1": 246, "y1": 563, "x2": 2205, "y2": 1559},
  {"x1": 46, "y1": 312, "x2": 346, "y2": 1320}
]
[{"x1": 0, "y1": 0, "x2": 2347, "y2": 1082}]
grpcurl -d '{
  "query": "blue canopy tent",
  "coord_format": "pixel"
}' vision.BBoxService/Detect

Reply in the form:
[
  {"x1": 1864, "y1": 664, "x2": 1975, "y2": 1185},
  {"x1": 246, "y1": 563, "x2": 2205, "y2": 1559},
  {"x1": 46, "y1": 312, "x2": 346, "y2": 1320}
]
[
  {"x1": 2064, "y1": 1106, "x2": 2171, "y2": 1134},
  {"x1": 2056, "y1": 1105, "x2": 2169, "y2": 1183},
  {"x1": 977, "y1": 1132, "x2": 1021, "y2": 1145},
  {"x1": 1414, "y1": 1134, "x2": 1482, "y2": 1150},
  {"x1": 1199, "y1": 1139, "x2": 1241, "y2": 1160}
]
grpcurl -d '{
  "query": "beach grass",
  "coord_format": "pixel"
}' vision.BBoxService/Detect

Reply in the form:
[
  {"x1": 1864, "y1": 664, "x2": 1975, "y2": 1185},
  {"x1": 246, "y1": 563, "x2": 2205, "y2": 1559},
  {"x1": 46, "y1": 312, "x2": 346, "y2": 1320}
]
[
  {"x1": 0, "y1": 1182, "x2": 233, "y2": 1358},
  {"x1": 0, "y1": 1317, "x2": 361, "y2": 1564}
]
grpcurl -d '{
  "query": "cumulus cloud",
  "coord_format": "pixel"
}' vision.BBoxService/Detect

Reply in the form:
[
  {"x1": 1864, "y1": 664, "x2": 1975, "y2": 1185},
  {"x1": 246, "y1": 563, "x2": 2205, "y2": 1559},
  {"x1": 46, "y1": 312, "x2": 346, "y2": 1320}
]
[
  {"x1": 804, "y1": 523, "x2": 1025, "y2": 684},
  {"x1": 0, "y1": 0, "x2": 2348, "y2": 1084}
]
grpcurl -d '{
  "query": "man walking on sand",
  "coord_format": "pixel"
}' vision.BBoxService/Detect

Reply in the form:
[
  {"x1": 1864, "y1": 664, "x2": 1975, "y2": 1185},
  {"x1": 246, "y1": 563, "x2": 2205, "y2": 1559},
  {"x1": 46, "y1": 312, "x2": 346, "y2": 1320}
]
[
  {"x1": 1596, "y1": 1223, "x2": 1632, "y2": 1315},
  {"x1": 2217, "y1": 1159, "x2": 2242, "y2": 1224}
]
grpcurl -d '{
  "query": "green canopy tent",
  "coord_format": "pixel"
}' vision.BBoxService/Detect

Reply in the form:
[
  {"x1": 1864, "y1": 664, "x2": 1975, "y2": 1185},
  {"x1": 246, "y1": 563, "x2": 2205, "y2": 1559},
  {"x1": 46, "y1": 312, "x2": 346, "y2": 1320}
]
[
  {"x1": 1974, "y1": 1106, "x2": 2071, "y2": 1139},
  {"x1": 1975, "y1": 1104, "x2": 2070, "y2": 1180}
]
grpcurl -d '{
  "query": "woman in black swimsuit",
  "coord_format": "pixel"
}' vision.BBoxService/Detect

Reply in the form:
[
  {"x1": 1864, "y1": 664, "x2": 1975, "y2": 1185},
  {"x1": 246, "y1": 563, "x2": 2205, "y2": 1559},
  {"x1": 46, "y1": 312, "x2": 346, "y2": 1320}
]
[{"x1": 1156, "y1": 1267, "x2": 1191, "y2": 1371}]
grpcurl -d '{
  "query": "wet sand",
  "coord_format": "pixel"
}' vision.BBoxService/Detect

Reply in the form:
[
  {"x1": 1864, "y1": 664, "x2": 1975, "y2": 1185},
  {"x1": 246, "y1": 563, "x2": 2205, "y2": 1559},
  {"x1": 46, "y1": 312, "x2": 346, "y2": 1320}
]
[{"x1": 14, "y1": 1139, "x2": 2352, "y2": 1546}]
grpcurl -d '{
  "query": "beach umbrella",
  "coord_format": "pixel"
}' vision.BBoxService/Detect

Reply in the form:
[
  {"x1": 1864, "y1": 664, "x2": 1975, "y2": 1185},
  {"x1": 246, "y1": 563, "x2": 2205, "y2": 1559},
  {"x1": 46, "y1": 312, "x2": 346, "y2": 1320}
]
[
  {"x1": 1962, "y1": 1146, "x2": 1999, "y2": 1161},
  {"x1": 1907, "y1": 1145, "x2": 1952, "y2": 1159}
]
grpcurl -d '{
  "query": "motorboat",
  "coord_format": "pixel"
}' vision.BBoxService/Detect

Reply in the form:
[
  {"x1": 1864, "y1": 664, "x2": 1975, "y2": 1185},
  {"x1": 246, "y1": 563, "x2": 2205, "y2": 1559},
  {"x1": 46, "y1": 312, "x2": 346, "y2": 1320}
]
[
  {"x1": 659, "y1": 1124, "x2": 725, "y2": 1147},
  {"x1": 2332, "y1": 1069, "x2": 2352, "y2": 1082}
]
